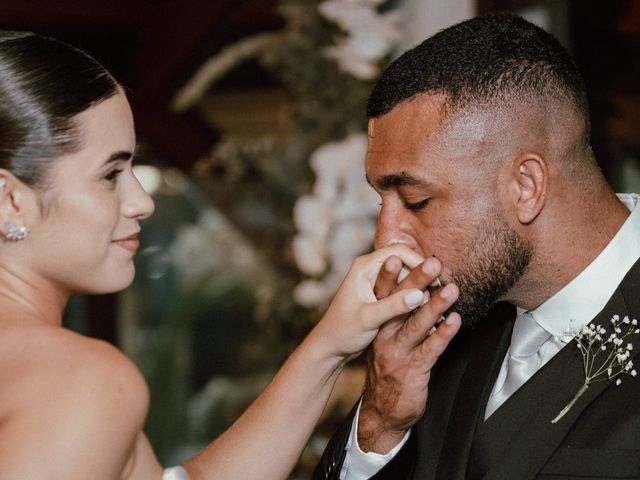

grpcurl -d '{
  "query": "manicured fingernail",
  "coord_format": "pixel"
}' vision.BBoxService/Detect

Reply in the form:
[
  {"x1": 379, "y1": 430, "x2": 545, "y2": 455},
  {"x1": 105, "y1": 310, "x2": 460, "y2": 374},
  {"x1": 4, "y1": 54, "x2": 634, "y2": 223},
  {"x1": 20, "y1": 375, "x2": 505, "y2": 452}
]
[
  {"x1": 385, "y1": 257, "x2": 400, "y2": 272},
  {"x1": 440, "y1": 284, "x2": 456, "y2": 299},
  {"x1": 445, "y1": 313, "x2": 458, "y2": 325},
  {"x1": 404, "y1": 290, "x2": 424, "y2": 307},
  {"x1": 422, "y1": 258, "x2": 438, "y2": 275}
]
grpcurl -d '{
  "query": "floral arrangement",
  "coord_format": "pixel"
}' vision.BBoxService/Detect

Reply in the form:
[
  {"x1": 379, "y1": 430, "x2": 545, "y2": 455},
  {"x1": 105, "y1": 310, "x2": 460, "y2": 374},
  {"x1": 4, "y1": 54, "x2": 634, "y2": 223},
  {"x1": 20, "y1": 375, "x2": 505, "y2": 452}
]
[
  {"x1": 292, "y1": 133, "x2": 379, "y2": 307},
  {"x1": 552, "y1": 314, "x2": 639, "y2": 423},
  {"x1": 291, "y1": 0, "x2": 401, "y2": 308},
  {"x1": 172, "y1": 0, "x2": 402, "y2": 316},
  {"x1": 319, "y1": 0, "x2": 402, "y2": 80},
  {"x1": 155, "y1": 1, "x2": 404, "y2": 472}
]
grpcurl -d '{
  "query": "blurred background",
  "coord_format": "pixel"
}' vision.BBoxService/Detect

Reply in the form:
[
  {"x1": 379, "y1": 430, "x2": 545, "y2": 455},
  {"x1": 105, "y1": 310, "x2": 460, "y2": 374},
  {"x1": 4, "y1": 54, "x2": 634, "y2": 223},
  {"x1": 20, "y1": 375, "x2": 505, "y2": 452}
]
[{"x1": 3, "y1": 0, "x2": 638, "y2": 477}]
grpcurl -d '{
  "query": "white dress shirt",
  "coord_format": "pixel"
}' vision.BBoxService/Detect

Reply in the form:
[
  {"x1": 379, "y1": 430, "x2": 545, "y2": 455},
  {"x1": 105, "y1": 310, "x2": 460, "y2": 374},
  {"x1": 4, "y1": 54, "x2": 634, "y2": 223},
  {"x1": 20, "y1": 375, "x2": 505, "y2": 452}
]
[{"x1": 340, "y1": 193, "x2": 640, "y2": 479}]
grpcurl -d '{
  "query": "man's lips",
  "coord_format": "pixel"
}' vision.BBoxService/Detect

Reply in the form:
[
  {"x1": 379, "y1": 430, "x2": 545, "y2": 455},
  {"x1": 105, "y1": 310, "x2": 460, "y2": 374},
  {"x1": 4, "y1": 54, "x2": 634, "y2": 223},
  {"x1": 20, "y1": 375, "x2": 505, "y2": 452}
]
[{"x1": 113, "y1": 233, "x2": 140, "y2": 253}]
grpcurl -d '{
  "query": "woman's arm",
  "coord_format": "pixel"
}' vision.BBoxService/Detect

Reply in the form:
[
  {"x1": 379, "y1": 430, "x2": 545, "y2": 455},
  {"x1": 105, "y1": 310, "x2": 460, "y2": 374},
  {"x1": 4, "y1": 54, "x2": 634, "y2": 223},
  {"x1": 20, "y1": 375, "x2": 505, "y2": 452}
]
[{"x1": 181, "y1": 245, "x2": 427, "y2": 480}]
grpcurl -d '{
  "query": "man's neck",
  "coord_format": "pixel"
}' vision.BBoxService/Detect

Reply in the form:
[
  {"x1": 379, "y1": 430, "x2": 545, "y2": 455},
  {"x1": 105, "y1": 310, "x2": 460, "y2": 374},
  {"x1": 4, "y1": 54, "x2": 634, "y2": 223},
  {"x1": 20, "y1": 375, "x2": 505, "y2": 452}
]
[{"x1": 505, "y1": 191, "x2": 631, "y2": 311}]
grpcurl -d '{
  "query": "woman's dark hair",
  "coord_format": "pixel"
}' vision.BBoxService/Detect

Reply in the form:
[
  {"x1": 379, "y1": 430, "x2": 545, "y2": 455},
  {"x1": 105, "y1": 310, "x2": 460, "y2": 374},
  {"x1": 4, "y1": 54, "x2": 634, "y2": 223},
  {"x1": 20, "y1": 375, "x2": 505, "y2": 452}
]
[{"x1": 0, "y1": 31, "x2": 120, "y2": 187}]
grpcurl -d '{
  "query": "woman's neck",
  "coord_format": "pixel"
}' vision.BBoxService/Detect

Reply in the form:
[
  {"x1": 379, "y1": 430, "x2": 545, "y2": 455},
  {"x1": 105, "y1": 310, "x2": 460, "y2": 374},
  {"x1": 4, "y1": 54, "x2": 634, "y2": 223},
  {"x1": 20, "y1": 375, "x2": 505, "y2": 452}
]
[{"x1": 0, "y1": 265, "x2": 68, "y2": 326}]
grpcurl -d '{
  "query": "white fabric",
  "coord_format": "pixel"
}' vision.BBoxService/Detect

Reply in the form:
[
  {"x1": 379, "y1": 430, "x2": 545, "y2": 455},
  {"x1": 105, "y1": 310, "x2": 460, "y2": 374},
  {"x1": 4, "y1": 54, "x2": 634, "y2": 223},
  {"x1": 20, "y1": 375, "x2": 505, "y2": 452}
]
[
  {"x1": 339, "y1": 398, "x2": 411, "y2": 479},
  {"x1": 484, "y1": 311, "x2": 552, "y2": 417},
  {"x1": 342, "y1": 193, "x2": 640, "y2": 478},
  {"x1": 162, "y1": 466, "x2": 192, "y2": 480}
]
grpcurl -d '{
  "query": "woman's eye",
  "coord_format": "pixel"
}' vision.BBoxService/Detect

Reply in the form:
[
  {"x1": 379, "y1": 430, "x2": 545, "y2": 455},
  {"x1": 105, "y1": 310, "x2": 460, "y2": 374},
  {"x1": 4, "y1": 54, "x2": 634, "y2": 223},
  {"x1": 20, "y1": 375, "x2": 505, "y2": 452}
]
[
  {"x1": 104, "y1": 168, "x2": 124, "y2": 183},
  {"x1": 404, "y1": 198, "x2": 430, "y2": 211}
]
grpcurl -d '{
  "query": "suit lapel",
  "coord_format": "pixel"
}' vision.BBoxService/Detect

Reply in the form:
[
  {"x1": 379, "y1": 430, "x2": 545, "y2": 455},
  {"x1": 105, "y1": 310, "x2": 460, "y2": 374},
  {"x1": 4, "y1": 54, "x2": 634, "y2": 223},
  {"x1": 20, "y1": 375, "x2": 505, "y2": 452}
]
[
  {"x1": 484, "y1": 261, "x2": 640, "y2": 480},
  {"x1": 431, "y1": 303, "x2": 515, "y2": 480}
]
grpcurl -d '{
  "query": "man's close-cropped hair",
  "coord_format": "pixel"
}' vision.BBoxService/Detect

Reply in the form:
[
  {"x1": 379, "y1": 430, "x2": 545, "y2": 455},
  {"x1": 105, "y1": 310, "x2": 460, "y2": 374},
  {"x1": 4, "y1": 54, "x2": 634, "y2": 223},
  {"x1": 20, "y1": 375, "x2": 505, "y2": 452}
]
[{"x1": 366, "y1": 13, "x2": 590, "y2": 137}]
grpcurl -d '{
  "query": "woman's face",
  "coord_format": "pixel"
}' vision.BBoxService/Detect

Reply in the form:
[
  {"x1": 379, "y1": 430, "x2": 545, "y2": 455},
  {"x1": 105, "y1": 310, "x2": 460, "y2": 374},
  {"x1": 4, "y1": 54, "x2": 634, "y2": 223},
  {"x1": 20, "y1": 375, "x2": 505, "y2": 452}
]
[{"x1": 27, "y1": 91, "x2": 155, "y2": 295}]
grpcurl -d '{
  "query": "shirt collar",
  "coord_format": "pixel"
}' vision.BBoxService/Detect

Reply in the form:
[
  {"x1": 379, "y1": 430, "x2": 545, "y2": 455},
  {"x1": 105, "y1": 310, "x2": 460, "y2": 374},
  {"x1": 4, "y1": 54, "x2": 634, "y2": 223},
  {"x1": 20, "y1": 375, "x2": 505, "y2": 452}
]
[{"x1": 530, "y1": 193, "x2": 640, "y2": 339}]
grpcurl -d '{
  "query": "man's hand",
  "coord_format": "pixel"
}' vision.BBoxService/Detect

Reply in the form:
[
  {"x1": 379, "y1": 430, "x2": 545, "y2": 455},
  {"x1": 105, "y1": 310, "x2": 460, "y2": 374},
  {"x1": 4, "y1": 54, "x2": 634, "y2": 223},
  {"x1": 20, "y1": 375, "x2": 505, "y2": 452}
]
[{"x1": 357, "y1": 256, "x2": 461, "y2": 453}]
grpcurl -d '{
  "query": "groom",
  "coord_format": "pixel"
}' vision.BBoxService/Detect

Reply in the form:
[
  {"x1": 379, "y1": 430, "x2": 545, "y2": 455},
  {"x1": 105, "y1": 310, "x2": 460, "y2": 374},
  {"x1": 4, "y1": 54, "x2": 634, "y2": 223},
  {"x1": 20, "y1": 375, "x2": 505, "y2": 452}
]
[{"x1": 315, "y1": 13, "x2": 640, "y2": 480}]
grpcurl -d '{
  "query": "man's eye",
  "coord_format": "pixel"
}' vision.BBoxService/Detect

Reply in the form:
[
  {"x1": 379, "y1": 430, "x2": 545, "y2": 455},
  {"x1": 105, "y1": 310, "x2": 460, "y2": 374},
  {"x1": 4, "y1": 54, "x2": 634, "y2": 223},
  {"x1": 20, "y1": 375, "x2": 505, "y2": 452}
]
[{"x1": 404, "y1": 199, "x2": 430, "y2": 211}]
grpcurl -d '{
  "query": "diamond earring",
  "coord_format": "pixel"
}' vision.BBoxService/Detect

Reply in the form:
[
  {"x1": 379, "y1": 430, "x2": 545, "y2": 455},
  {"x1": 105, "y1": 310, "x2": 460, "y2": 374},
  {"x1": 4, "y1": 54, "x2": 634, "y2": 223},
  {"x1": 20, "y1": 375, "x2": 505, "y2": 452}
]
[{"x1": 5, "y1": 222, "x2": 29, "y2": 241}]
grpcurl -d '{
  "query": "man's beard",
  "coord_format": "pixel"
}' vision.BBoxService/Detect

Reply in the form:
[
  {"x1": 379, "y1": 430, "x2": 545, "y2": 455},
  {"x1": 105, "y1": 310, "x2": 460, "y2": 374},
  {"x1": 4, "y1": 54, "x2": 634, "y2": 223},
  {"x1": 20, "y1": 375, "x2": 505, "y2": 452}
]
[{"x1": 446, "y1": 213, "x2": 533, "y2": 327}]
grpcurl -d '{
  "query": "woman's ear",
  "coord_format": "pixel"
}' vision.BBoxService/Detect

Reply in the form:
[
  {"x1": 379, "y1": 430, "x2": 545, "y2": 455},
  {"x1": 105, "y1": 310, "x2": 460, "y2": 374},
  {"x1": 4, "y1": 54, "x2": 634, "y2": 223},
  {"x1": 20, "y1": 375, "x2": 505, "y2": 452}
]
[
  {"x1": 0, "y1": 169, "x2": 32, "y2": 241},
  {"x1": 509, "y1": 152, "x2": 547, "y2": 225}
]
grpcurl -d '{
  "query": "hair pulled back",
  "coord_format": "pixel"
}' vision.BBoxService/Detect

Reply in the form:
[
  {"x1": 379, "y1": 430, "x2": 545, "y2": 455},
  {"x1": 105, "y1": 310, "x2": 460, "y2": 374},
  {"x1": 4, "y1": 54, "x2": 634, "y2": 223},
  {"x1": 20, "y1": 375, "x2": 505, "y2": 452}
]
[{"x1": 0, "y1": 31, "x2": 120, "y2": 188}]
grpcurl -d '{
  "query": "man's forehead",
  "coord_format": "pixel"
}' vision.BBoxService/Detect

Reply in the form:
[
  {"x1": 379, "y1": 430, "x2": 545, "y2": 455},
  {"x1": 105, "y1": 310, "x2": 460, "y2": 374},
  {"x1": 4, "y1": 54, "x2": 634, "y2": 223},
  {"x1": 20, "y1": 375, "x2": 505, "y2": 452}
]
[
  {"x1": 367, "y1": 95, "x2": 448, "y2": 143},
  {"x1": 367, "y1": 95, "x2": 502, "y2": 161}
]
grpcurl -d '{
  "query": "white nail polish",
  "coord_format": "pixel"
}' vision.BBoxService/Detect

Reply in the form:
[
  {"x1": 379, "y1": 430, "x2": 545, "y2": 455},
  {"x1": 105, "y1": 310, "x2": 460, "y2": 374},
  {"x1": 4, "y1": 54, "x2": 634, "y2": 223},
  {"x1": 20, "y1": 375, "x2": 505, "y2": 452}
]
[{"x1": 404, "y1": 290, "x2": 424, "y2": 307}]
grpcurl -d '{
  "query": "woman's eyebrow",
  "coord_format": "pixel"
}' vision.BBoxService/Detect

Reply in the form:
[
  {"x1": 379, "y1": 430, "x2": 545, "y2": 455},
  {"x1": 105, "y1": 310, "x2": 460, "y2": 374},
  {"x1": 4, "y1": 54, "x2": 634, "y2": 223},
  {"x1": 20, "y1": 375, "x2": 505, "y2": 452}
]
[{"x1": 102, "y1": 150, "x2": 133, "y2": 166}]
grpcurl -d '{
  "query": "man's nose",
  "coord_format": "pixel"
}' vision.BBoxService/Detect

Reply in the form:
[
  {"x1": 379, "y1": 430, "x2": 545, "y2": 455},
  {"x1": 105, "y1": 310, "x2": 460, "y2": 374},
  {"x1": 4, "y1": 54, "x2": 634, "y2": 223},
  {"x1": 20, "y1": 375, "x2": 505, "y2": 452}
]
[{"x1": 374, "y1": 206, "x2": 416, "y2": 250}]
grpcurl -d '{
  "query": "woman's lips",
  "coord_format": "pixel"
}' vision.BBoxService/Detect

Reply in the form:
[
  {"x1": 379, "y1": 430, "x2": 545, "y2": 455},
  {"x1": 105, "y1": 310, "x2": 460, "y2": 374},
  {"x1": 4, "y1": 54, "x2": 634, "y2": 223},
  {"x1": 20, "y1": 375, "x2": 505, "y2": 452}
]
[{"x1": 113, "y1": 234, "x2": 140, "y2": 253}]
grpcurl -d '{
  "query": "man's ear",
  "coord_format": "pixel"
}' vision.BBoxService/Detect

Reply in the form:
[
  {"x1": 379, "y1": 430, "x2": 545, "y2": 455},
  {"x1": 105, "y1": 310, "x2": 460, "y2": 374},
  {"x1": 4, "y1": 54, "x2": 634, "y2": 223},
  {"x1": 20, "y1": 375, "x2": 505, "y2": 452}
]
[{"x1": 509, "y1": 152, "x2": 547, "y2": 225}]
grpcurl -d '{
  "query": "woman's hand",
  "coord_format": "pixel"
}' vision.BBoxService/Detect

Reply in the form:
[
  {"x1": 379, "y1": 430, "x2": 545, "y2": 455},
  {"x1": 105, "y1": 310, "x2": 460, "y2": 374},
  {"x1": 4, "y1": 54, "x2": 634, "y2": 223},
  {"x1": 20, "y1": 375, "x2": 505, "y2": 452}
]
[
  {"x1": 182, "y1": 245, "x2": 430, "y2": 480},
  {"x1": 307, "y1": 244, "x2": 429, "y2": 362}
]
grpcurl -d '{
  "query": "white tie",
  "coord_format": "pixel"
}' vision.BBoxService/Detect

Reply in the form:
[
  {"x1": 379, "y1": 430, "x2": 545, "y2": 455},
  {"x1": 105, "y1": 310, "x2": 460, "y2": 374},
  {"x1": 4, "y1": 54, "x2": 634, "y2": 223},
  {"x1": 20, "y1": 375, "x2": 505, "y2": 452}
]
[{"x1": 485, "y1": 311, "x2": 551, "y2": 418}]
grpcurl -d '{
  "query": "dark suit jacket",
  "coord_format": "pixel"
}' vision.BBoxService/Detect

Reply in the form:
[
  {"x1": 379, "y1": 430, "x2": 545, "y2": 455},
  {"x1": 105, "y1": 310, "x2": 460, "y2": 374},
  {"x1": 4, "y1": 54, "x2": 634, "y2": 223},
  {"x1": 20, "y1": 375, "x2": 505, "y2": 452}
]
[{"x1": 315, "y1": 258, "x2": 640, "y2": 480}]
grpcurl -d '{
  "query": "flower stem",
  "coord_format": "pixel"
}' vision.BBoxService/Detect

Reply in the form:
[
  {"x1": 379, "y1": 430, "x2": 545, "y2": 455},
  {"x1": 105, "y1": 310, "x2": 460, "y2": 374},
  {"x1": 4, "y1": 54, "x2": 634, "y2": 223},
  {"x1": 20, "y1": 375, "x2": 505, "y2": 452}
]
[{"x1": 551, "y1": 383, "x2": 589, "y2": 423}]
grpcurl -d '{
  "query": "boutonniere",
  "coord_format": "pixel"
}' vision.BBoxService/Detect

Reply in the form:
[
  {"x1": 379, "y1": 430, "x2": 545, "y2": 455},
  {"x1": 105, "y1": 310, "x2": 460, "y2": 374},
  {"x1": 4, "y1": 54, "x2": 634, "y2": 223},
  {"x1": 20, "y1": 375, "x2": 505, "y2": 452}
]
[{"x1": 551, "y1": 315, "x2": 639, "y2": 423}]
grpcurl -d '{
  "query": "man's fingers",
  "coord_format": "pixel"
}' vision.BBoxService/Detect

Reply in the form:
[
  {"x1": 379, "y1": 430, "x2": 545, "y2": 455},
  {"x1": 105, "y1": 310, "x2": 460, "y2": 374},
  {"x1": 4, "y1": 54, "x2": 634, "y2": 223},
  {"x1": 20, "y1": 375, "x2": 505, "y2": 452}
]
[
  {"x1": 417, "y1": 312, "x2": 462, "y2": 368},
  {"x1": 391, "y1": 257, "x2": 442, "y2": 299},
  {"x1": 362, "y1": 288, "x2": 426, "y2": 330},
  {"x1": 373, "y1": 256, "x2": 402, "y2": 299}
]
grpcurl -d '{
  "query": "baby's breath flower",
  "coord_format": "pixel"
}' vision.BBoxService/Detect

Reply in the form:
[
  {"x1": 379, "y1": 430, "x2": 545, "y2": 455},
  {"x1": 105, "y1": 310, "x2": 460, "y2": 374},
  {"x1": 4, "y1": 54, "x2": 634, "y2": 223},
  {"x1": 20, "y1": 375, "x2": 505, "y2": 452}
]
[{"x1": 552, "y1": 314, "x2": 639, "y2": 423}]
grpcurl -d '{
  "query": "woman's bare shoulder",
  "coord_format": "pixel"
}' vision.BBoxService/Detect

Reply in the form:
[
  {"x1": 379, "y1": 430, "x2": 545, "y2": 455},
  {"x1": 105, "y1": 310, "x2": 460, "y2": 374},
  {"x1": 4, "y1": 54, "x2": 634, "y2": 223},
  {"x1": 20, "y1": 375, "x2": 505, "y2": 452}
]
[
  {"x1": 0, "y1": 318, "x2": 148, "y2": 408},
  {"x1": 0, "y1": 322, "x2": 146, "y2": 399},
  {"x1": 0, "y1": 318, "x2": 150, "y2": 479}
]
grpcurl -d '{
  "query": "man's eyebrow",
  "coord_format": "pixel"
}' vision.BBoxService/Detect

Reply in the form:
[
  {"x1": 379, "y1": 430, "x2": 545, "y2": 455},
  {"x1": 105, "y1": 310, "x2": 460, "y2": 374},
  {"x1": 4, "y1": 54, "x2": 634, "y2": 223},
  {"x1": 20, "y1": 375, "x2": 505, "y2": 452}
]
[{"x1": 368, "y1": 173, "x2": 427, "y2": 190}]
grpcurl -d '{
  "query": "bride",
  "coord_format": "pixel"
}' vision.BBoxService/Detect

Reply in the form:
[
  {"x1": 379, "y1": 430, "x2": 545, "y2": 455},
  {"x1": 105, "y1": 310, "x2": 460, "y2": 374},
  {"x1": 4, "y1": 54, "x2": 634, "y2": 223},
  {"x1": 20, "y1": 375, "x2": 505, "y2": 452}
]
[{"x1": 0, "y1": 31, "x2": 457, "y2": 479}]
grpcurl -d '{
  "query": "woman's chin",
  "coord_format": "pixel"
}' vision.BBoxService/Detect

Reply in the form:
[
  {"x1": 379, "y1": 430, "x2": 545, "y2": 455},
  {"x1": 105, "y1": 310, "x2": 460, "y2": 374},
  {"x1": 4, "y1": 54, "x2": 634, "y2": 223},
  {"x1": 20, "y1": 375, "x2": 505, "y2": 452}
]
[{"x1": 82, "y1": 267, "x2": 136, "y2": 295}]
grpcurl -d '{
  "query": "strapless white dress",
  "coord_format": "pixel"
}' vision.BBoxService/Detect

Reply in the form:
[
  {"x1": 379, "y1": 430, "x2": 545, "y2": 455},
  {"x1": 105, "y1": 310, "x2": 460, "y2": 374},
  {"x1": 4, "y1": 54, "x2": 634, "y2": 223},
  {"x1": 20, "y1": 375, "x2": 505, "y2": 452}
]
[{"x1": 162, "y1": 466, "x2": 192, "y2": 480}]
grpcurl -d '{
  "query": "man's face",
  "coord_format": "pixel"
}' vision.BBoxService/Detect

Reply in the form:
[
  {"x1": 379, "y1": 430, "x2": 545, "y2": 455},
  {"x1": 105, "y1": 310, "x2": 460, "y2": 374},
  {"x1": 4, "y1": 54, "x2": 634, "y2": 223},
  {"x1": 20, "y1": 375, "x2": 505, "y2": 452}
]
[{"x1": 366, "y1": 95, "x2": 532, "y2": 325}]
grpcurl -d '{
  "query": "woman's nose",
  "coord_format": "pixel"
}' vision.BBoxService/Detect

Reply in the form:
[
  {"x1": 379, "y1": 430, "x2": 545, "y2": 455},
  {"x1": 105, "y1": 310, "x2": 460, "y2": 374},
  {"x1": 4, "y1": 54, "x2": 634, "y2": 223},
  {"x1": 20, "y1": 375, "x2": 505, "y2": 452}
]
[{"x1": 123, "y1": 174, "x2": 155, "y2": 219}]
